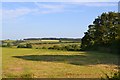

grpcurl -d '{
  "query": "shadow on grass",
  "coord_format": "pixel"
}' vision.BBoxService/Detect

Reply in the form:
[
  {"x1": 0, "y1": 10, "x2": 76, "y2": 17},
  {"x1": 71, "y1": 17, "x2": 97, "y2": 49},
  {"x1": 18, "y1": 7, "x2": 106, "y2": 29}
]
[{"x1": 12, "y1": 52, "x2": 118, "y2": 66}]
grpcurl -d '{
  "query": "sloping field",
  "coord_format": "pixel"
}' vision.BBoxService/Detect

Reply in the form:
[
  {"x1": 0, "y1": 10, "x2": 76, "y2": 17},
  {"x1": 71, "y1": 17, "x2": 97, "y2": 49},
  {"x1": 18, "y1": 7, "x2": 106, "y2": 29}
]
[{"x1": 2, "y1": 48, "x2": 118, "y2": 78}]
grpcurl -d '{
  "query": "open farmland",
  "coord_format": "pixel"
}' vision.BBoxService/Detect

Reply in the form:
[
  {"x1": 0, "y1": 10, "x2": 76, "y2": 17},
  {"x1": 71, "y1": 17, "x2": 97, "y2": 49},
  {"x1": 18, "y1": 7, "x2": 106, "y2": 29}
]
[
  {"x1": 23, "y1": 40, "x2": 60, "y2": 44},
  {"x1": 3, "y1": 39, "x2": 80, "y2": 50},
  {"x1": 2, "y1": 47, "x2": 118, "y2": 78}
]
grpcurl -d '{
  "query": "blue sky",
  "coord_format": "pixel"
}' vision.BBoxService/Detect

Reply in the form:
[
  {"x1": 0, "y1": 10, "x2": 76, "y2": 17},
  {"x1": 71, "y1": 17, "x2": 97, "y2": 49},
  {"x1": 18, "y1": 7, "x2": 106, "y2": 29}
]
[{"x1": 1, "y1": 2, "x2": 118, "y2": 40}]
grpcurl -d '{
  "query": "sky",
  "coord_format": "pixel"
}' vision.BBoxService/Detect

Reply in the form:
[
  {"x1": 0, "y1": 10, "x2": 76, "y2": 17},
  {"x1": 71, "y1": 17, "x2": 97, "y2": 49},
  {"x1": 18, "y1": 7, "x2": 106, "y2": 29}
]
[{"x1": 1, "y1": 2, "x2": 118, "y2": 40}]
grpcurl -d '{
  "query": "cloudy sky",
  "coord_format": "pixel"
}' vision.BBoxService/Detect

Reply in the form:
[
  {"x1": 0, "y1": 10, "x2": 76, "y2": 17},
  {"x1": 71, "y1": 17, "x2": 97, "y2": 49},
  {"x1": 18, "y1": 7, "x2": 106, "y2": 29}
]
[{"x1": 1, "y1": 2, "x2": 118, "y2": 40}]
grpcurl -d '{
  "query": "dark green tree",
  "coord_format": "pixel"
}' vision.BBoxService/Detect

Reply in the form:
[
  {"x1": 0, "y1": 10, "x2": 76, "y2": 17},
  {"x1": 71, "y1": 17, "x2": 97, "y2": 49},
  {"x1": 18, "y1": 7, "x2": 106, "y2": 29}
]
[
  {"x1": 81, "y1": 12, "x2": 120, "y2": 53},
  {"x1": 7, "y1": 43, "x2": 11, "y2": 47}
]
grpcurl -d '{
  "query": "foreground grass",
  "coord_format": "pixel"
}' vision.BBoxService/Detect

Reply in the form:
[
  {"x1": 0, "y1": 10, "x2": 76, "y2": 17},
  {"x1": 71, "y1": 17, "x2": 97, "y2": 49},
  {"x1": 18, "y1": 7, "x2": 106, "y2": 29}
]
[{"x1": 2, "y1": 47, "x2": 119, "y2": 78}]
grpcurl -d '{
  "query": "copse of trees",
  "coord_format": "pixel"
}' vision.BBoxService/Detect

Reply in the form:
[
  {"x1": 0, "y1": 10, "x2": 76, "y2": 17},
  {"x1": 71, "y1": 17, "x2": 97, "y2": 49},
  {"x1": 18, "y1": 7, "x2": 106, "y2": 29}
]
[
  {"x1": 6, "y1": 43, "x2": 11, "y2": 47},
  {"x1": 26, "y1": 43, "x2": 32, "y2": 48},
  {"x1": 17, "y1": 43, "x2": 32, "y2": 48},
  {"x1": 81, "y1": 12, "x2": 120, "y2": 53},
  {"x1": 2, "y1": 42, "x2": 12, "y2": 47}
]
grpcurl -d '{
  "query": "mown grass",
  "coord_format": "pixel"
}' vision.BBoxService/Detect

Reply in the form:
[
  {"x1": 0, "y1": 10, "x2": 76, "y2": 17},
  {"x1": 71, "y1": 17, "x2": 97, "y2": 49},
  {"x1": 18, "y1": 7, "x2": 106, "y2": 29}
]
[{"x1": 2, "y1": 47, "x2": 119, "y2": 78}]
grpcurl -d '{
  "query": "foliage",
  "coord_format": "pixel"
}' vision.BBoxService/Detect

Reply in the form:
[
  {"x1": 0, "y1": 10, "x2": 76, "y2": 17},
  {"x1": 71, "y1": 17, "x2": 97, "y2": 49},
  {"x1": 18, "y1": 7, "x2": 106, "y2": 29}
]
[
  {"x1": 101, "y1": 71, "x2": 120, "y2": 80},
  {"x1": 81, "y1": 12, "x2": 120, "y2": 53},
  {"x1": 7, "y1": 43, "x2": 12, "y2": 47},
  {"x1": 2, "y1": 42, "x2": 12, "y2": 47},
  {"x1": 26, "y1": 43, "x2": 32, "y2": 48},
  {"x1": 17, "y1": 44, "x2": 32, "y2": 48},
  {"x1": 24, "y1": 38, "x2": 81, "y2": 42},
  {"x1": 48, "y1": 44, "x2": 80, "y2": 51},
  {"x1": 17, "y1": 44, "x2": 26, "y2": 48},
  {"x1": 42, "y1": 46, "x2": 47, "y2": 49}
]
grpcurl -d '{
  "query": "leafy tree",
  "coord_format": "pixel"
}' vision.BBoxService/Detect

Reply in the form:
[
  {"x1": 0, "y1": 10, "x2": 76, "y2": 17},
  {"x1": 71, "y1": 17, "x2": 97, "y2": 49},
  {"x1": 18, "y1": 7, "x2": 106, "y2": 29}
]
[
  {"x1": 7, "y1": 43, "x2": 11, "y2": 47},
  {"x1": 81, "y1": 12, "x2": 120, "y2": 53}
]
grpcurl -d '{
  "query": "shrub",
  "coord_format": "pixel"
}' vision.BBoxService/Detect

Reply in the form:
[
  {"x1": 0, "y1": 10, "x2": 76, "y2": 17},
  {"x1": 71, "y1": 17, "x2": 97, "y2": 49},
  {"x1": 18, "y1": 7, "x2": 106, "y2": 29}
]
[
  {"x1": 53, "y1": 45, "x2": 60, "y2": 50},
  {"x1": 17, "y1": 44, "x2": 26, "y2": 48},
  {"x1": 47, "y1": 44, "x2": 80, "y2": 51},
  {"x1": 26, "y1": 44, "x2": 32, "y2": 48},
  {"x1": 7, "y1": 43, "x2": 11, "y2": 47},
  {"x1": 101, "y1": 71, "x2": 120, "y2": 80},
  {"x1": 42, "y1": 47, "x2": 47, "y2": 49},
  {"x1": 48, "y1": 47, "x2": 52, "y2": 49},
  {"x1": 17, "y1": 44, "x2": 32, "y2": 48},
  {"x1": 2, "y1": 45, "x2": 7, "y2": 47},
  {"x1": 20, "y1": 73, "x2": 33, "y2": 78},
  {"x1": 64, "y1": 45, "x2": 74, "y2": 51},
  {"x1": 2, "y1": 43, "x2": 12, "y2": 47}
]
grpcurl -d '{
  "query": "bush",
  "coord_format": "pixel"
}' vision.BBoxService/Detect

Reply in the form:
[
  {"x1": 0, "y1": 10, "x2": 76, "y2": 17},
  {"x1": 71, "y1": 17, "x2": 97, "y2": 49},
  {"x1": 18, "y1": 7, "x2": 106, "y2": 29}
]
[
  {"x1": 7, "y1": 43, "x2": 11, "y2": 47},
  {"x1": 17, "y1": 44, "x2": 32, "y2": 48},
  {"x1": 36, "y1": 48, "x2": 39, "y2": 49},
  {"x1": 48, "y1": 47, "x2": 52, "y2": 49},
  {"x1": 47, "y1": 44, "x2": 80, "y2": 51},
  {"x1": 2, "y1": 45, "x2": 7, "y2": 47},
  {"x1": 17, "y1": 44, "x2": 26, "y2": 48},
  {"x1": 101, "y1": 71, "x2": 120, "y2": 80},
  {"x1": 2, "y1": 43, "x2": 12, "y2": 47},
  {"x1": 26, "y1": 44, "x2": 32, "y2": 48},
  {"x1": 42, "y1": 47, "x2": 47, "y2": 49},
  {"x1": 53, "y1": 45, "x2": 60, "y2": 50}
]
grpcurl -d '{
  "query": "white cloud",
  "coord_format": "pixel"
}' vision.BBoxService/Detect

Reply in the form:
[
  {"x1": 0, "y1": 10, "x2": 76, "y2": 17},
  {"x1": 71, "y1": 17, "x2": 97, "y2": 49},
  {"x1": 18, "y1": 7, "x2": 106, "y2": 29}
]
[
  {"x1": 34, "y1": 2, "x2": 65, "y2": 14},
  {"x1": 2, "y1": 8, "x2": 38, "y2": 19},
  {"x1": 65, "y1": 2, "x2": 118, "y2": 7},
  {"x1": 2, "y1": 2, "x2": 117, "y2": 20},
  {"x1": 81, "y1": 2, "x2": 117, "y2": 7},
  {"x1": 2, "y1": 3, "x2": 66, "y2": 19},
  {"x1": 35, "y1": 2, "x2": 64, "y2": 9}
]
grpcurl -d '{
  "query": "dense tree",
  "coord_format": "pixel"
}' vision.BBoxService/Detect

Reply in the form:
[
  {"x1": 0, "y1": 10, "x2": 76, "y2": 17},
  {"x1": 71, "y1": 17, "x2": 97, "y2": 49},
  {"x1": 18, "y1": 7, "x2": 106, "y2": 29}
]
[
  {"x1": 81, "y1": 12, "x2": 120, "y2": 53},
  {"x1": 7, "y1": 43, "x2": 11, "y2": 47},
  {"x1": 17, "y1": 44, "x2": 26, "y2": 48}
]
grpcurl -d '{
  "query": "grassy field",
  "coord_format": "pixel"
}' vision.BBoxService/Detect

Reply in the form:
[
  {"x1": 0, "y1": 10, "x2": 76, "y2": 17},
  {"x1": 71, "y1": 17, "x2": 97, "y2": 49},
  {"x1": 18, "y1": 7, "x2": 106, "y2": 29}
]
[{"x1": 2, "y1": 47, "x2": 119, "y2": 78}]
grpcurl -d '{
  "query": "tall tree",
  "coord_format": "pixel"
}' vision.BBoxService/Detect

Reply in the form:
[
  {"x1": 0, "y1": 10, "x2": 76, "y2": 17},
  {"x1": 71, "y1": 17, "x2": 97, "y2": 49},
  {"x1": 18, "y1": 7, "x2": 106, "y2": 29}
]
[{"x1": 81, "y1": 12, "x2": 120, "y2": 53}]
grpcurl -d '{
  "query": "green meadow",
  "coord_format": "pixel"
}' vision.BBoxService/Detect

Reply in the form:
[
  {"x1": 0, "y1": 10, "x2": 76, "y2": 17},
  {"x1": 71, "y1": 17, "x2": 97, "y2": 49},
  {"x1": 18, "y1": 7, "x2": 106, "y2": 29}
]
[{"x1": 2, "y1": 47, "x2": 118, "y2": 78}]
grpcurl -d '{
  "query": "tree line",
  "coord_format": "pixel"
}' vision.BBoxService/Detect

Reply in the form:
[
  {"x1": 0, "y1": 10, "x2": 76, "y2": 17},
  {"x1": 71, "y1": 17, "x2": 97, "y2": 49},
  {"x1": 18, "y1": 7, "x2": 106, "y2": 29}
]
[{"x1": 24, "y1": 38, "x2": 81, "y2": 41}]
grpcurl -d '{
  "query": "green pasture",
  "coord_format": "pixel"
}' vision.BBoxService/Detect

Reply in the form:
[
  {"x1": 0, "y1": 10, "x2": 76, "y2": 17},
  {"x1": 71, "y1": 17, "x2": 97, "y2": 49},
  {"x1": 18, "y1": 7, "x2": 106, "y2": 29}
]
[{"x1": 2, "y1": 47, "x2": 118, "y2": 78}]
